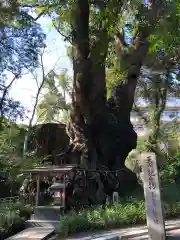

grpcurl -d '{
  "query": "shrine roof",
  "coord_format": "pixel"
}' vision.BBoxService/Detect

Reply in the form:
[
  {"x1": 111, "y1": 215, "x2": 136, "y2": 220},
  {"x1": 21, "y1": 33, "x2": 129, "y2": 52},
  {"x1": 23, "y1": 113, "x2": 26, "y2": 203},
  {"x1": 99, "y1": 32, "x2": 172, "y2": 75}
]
[{"x1": 23, "y1": 164, "x2": 77, "y2": 175}]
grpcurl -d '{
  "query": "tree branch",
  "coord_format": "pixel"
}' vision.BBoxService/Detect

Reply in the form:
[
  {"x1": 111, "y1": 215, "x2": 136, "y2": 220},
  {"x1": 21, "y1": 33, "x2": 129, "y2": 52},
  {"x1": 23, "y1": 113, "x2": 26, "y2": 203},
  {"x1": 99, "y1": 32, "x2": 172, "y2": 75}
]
[
  {"x1": 133, "y1": 103, "x2": 150, "y2": 125},
  {"x1": 109, "y1": 0, "x2": 167, "y2": 114},
  {"x1": 20, "y1": 3, "x2": 57, "y2": 8},
  {"x1": 51, "y1": 19, "x2": 72, "y2": 43},
  {"x1": 23, "y1": 46, "x2": 47, "y2": 155},
  {"x1": 115, "y1": 29, "x2": 128, "y2": 48},
  {"x1": 34, "y1": 10, "x2": 47, "y2": 21},
  {"x1": 21, "y1": 2, "x2": 61, "y2": 21},
  {"x1": 0, "y1": 74, "x2": 19, "y2": 128}
]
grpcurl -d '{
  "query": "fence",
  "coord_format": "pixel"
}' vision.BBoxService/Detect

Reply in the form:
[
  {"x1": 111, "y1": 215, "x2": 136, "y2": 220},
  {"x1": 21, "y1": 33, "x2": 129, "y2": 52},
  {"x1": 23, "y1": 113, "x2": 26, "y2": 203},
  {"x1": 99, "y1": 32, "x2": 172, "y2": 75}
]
[{"x1": 0, "y1": 196, "x2": 19, "y2": 205}]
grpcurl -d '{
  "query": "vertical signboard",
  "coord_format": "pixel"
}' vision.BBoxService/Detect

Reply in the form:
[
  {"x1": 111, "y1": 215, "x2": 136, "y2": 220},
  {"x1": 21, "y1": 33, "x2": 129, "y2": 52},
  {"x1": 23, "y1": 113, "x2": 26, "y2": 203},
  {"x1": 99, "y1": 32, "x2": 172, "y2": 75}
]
[{"x1": 141, "y1": 152, "x2": 166, "y2": 240}]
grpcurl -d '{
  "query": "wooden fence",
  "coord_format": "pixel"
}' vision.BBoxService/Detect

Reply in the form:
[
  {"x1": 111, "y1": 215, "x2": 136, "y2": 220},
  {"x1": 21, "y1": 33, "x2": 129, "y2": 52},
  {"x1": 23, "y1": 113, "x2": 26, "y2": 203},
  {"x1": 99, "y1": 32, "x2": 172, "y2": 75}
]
[{"x1": 0, "y1": 196, "x2": 19, "y2": 204}]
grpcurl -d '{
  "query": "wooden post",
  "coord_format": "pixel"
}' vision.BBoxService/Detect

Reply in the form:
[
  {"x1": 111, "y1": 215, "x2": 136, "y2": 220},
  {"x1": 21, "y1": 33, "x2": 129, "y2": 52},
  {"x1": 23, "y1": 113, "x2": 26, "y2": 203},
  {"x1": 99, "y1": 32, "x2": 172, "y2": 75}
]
[
  {"x1": 141, "y1": 152, "x2": 166, "y2": 240},
  {"x1": 63, "y1": 175, "x2": 66, "y2": 209},
  {"x1": 35, "y1": 175, "x2": 40, "y2": 207}
]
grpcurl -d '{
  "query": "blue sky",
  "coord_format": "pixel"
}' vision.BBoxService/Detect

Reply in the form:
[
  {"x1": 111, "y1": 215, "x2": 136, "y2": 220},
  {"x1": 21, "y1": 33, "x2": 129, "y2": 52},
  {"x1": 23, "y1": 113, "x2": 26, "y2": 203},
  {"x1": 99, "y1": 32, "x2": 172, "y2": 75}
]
[{"x1": 9, "y1": 17, "x2": 72, "y2": 123}]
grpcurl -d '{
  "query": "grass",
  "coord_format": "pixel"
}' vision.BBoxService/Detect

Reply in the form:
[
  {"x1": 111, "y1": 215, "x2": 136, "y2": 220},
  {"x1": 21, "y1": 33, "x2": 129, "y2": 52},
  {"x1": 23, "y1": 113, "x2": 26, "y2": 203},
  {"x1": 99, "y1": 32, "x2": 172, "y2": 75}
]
[
  {"x1": 57, "y1": 201, "x2": 146, "y2": 237},
  {"x1": 57, "y1": 200, "x2": 180, "y2": 237},
  {"x1": 57, "y1": 152, "x2": 180, "y2": 237},
  {"x1": 0, "y1": 201, "x2": 33, "y2": 239}
]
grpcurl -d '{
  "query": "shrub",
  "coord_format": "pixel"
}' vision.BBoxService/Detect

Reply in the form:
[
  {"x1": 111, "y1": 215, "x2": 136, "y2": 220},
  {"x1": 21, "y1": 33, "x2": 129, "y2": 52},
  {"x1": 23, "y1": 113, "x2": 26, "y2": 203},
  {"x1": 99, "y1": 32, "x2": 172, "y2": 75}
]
[
  {"x1": 0, "y1": 201, "x2": 33, "y2": 238},
  {"x1": 57, "y1": 201, "x2": 146, "y2": 237},
  {"x1": 160, "y1": 152, "x2": 180, "y2": 184},
  {"x1": 161, "y1": 183, "x2": 180, "y2": 203},
  {"x1": 57, "y1": 200, "x2": 180, "y2": 237},
  {"x1": 12, "y1": 202, "x2": 33, "y2": 219}
]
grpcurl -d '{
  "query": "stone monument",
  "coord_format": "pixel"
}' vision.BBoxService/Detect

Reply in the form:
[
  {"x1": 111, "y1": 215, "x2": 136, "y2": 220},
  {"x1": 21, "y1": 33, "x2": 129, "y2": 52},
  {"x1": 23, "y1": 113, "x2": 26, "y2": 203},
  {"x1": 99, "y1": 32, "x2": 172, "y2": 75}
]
[
  {"x1": 112, "y1": 191, "x2": 119, "y2": 205},
  {"x1": 141, "y1": 152, "x2": 166, "y2": 240}
]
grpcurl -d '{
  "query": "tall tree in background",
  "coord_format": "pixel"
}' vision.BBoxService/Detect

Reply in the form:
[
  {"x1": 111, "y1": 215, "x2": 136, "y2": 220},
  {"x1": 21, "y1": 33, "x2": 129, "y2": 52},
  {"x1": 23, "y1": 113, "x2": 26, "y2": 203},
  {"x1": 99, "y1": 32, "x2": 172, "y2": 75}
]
[
  {"x1": 19, "y1": 0, "x2": 178, "y2": 204},
  {"x1": 132, "y1": 71, "x2": 180, "y2": 161},
  {"x1": 125, "y1": 4, "x2": 180, "y2": 175},
  {"x1": 36, "y1": 69, "x2": 72, "y2": 123},
  {"x1": 132, "y1": 0, "x2": 180, "y2": 157},
  {"x1": 0, "y1": 0, "x2": 45, "y2": 128},
  {"x1": 23, "y1": 45, "x2": 47, "y2": 156}
]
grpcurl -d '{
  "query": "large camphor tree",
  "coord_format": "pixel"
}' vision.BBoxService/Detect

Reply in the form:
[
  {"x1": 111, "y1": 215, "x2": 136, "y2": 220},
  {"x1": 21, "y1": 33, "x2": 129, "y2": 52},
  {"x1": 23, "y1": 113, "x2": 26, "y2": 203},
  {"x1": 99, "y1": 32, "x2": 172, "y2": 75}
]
[
  {"x1": 20, "y1": 0, "x2": 175, "y2": 205},
  {"x1": 66, "y1": 0, "x2": 167, "y2": 204}
]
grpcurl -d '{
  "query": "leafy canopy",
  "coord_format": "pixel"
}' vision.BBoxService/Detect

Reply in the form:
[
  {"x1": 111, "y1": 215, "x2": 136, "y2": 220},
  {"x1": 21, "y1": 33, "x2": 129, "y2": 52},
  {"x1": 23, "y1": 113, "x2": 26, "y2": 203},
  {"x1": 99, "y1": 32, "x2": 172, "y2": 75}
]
[{"x1": 0, "y1": 0, "x2": 46, "y2": 123}]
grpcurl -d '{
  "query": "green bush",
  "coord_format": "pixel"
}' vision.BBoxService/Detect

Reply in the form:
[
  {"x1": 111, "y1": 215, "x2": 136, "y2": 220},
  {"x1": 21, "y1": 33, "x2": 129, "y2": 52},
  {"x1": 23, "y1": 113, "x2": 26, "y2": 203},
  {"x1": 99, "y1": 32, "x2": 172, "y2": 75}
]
[
  {"x1": 160, "y1": 152, "x2": 180, "y2": 184},
  {"x1": 57, "y1": 200, "x2": 180, "y2": 237},
  {"x1": 57, "y1": 202, "x2": 146, "y2": 237},
  {"x1": 11, "y1": 202, "x2": 33, "y2": 219},
  {"x1": 161, "y1": 183, "x2": 180, "y2": 203},
  {"x1": 0, "y1": 201, "x2": 33, "y2": 239}
]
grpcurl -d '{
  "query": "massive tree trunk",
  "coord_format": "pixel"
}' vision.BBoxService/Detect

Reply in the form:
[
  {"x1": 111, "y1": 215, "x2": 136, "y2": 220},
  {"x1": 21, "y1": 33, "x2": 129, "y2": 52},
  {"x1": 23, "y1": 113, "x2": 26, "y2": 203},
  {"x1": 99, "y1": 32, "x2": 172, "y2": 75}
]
[
  {"x1": 70, "y1": 0, "x2": 92, "y2": 169},
  {"x1": 64, "y1": 0, "x2": 167, "y2": 207}
]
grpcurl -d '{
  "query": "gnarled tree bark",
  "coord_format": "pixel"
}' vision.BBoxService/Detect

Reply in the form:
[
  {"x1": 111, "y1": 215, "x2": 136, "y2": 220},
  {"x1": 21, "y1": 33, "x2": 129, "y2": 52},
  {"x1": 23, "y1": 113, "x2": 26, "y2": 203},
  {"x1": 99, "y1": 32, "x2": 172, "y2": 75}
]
[{"x1": 65, "y1": 0, "x2": 167, "y2": 207}]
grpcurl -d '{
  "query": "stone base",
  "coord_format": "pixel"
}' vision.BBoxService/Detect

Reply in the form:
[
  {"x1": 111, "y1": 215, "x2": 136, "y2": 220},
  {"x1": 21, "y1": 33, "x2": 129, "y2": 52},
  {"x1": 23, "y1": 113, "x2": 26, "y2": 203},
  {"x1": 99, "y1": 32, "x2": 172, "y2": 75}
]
[
  {"x1": 32, "y1": 206, "x2": 62, "y2": 222},
  {"x1": 5, "y1": 227, "x2": 55, "y2": 240},
  {"x1": 26, "y1": 219, "x2": 60, "y2": 228},
  {"x1": 167, "y1": 238, "x2": 180, "y2": 240},
  {"x1": 167, "y1": 236, "x2": 180, "y2": 239}
]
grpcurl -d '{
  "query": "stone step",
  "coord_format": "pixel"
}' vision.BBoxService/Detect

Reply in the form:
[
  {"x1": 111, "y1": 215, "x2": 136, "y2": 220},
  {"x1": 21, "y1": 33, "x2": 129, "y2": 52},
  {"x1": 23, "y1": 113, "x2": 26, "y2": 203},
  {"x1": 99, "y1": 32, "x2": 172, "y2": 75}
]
[
  {"x1": 32, "y1": 206, "x2": 62, "y2": 222},
  {"x1": 64, "y1": 220, "x2": 180, "y2": 240},
  {"x1": 122, "y1": 236, "x2": 148, "y2": 240},
  {"x1": 119, "y1": 223, "x2": 180, "y2": 239},
  {"x1": 26, "y1": 219, "x2": 60, "y2": 228},
  {"x1": 167, "y1": 228, "x2": 180, "y2": 239},
  {"x1": 121, "y1": 227, "x2": 180, "y2": 239},
  {"x1": 5, "y1": 227, "x2": 55, "y2": 240}
]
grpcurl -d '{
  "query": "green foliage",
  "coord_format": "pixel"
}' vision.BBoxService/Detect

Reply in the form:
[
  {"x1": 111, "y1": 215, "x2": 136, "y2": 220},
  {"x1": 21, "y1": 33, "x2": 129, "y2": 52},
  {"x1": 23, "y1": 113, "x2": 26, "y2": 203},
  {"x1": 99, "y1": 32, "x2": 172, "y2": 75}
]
[
  {"x1": 8, "y1": 202, "x2": 33, "y2": 219},
  {"x1": 0, "y1": 98, "x2": 26, "y2": 124},
  {"x1": 106, "y1": 0, "x2": 180, "y2": 95},
  {"x1": 159, "y1": 122, "x2": 180, "y2": 156},
  {"x1": 57, "y1": 199, "x2": 180, "y2": 237},
  {"x1": 0, "y1": 1, "x2": 45, "y2": 74},
  {"x1": 57, "y1": 201, "x2": 146, "y2": 237},
  {"x1": 0, "y1": 201, "x2": 33, "y2": 238},
  {"x1": 0, "y1": 0, "x2": 45, "y2": 124},
  {"x1": 162, "y1": 183, "x2": 180, "y2": 204},
  {"x1": 36, "y1": 70, "x2": 72, "y2": 123},
  {"x1": 106, "y1": 68, "x2": 124, "y2": 98},
  {"x1": 160, "y1": 152, "x2": 180, "y2": 184},
  {"x1": 0, "y1": 0, "x2": 19, "y2": 26},
  {"x1": 148, "y1": 1, "x2": 180, "y2": 64},
  {"x1": 0, "y1": 122, "x2": 43, "y2": 184},
  {"x1": 0, "y1": 123, "x2": 26, "y2": 172}
]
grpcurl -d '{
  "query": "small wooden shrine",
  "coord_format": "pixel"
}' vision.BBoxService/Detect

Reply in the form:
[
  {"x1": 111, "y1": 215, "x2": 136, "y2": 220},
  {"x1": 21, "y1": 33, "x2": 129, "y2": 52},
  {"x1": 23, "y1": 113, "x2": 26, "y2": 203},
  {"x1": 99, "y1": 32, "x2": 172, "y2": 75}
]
[
  {"x1": 22, "y1": 163, "x2": 123, "y2": 213},
  {"x1": 23, "y1": 164, "x2": 77, "y2": 209}
]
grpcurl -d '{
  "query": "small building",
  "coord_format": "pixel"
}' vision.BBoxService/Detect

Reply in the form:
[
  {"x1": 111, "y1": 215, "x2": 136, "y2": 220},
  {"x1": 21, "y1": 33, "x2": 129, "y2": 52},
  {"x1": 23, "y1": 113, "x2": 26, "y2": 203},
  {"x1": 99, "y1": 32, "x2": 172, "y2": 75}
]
[{"x1": 23, "y1": 164, "x2": 77, "y2": 208}]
